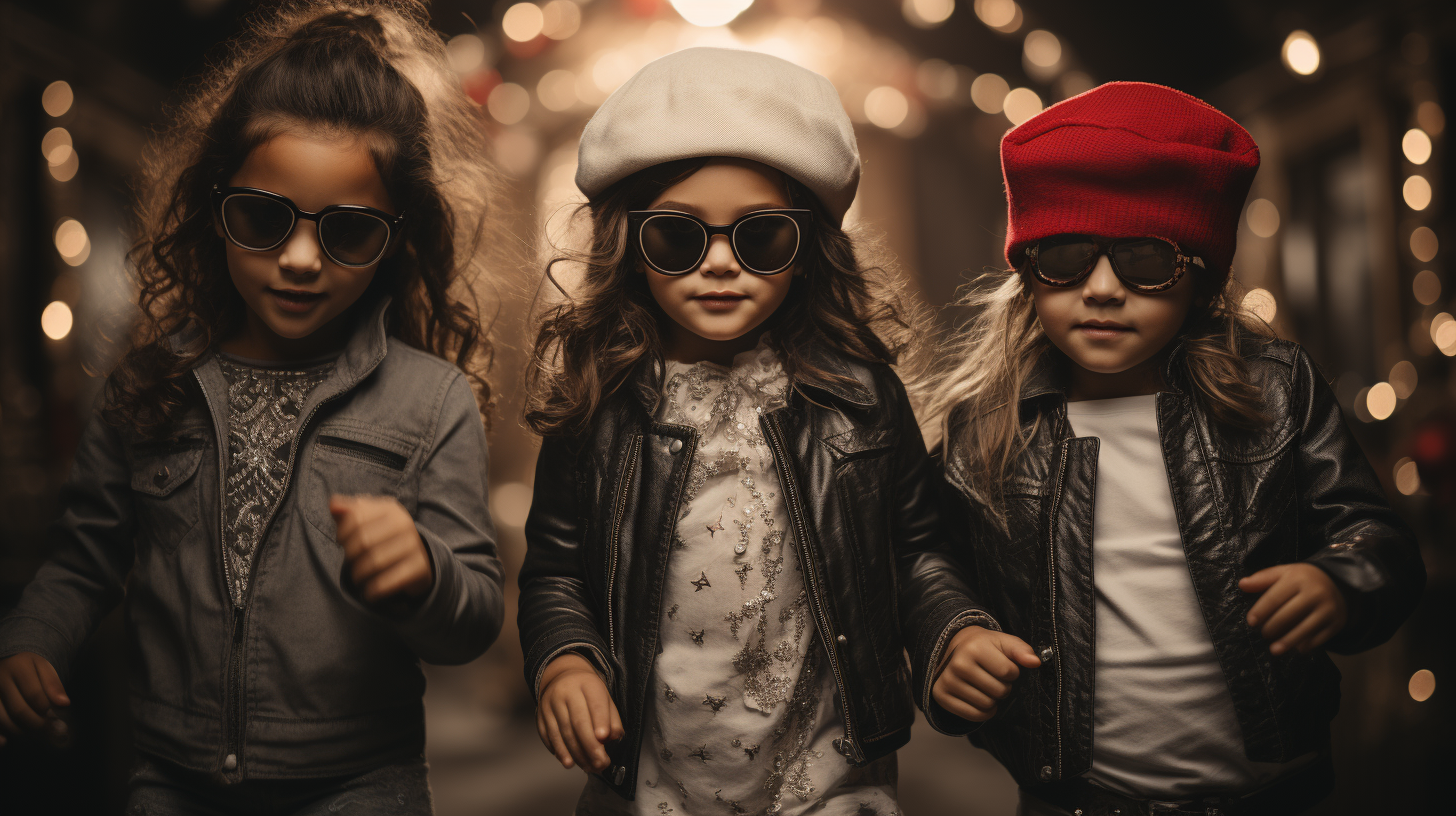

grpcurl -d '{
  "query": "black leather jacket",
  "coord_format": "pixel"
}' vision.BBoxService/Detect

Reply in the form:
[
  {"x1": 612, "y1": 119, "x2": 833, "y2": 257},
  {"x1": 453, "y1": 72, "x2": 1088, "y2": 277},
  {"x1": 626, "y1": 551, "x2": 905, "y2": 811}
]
[
  {"x1": 518, "y1": 347, "x2": 988, "y2": 799},
  {"x1": 931, "y1": 338, "x2": 1424, "y2": 790}
]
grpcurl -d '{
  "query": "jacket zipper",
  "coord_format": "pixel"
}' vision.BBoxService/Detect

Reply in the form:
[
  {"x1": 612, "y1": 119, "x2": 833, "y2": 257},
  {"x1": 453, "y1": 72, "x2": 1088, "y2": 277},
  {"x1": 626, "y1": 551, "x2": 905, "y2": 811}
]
[
  {"x1": 605, "y1": 435, "x2": 642, "y2": 661},
  {"x1": 316, "y1": 435, "x2": 408, "y2": 470},
  {"x1": 1045, "y1": 441, "x2": 1071, "y2": 779},
  {"x1": 196, "y1": 368, "x2": 351, "y2": 776},
  {"x1": 762, "y1": 414, "x2": 862, "y2": 763}
]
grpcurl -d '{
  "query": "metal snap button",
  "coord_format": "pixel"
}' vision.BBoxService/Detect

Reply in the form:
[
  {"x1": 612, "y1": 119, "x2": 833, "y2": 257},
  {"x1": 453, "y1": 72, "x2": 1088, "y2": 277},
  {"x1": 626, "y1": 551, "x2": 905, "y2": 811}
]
[
  {"x1": 1040, "y1": 646, "x2": 1054, "y2": 663},
  {"x1": 836, "y1": 634, "x2": 847, "y2": 644},
  {"x1": 154, "y1": 467, "x2": 170, "y2": 487},
  {"x1": 612, "y1": 765, "x2": 626, "y2": 785},
  {"x1": 668, "y1": 439, "x2": 683, "y2": 454},
  {"x1": 1039, "y1": 764, "x2": 1053, "y2": 781},
  {"x1": 223, "y1": 752, "x2": 237, "y2": 771}
]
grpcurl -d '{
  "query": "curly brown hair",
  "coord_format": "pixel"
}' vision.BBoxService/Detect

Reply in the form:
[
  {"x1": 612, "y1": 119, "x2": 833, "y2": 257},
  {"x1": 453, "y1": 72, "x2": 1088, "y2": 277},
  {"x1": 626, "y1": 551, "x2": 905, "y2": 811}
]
[
  {"x1": 524, "y1": 158, "x2": 922, "y2": 437},
  {"x1": 106, "y1": 1, "x2": 498, "y2": 436}
]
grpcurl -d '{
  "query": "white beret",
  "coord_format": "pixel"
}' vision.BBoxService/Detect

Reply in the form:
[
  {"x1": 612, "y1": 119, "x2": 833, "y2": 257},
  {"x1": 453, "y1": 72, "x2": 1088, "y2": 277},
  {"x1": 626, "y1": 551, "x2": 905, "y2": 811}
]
[{"x1": 575, "y1": 47, "x2": 860, "y2": 225}]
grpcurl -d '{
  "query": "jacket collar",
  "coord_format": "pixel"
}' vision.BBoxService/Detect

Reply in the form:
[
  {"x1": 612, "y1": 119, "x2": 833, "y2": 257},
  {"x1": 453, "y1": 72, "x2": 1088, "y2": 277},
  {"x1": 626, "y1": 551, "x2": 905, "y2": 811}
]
[
  {"x1": 1019, "y1": 340, "x2": 1190, "y2": 406},
  {"x1": 629, "y1": 339, "x2": 878, "y2": 417}
]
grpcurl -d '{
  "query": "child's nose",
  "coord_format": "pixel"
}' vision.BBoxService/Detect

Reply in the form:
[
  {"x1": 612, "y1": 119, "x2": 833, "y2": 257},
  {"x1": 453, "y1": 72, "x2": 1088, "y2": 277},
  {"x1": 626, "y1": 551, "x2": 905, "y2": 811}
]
[
  {"x1": 277, "y1": 221, "x2": 323, "y2": 275},
  {"x1": 1081, "y1": 254, "x2": 1124, "y2": 303},
  {"x1": 699, "y1": 234, "x2": 740, "y2": 276}
]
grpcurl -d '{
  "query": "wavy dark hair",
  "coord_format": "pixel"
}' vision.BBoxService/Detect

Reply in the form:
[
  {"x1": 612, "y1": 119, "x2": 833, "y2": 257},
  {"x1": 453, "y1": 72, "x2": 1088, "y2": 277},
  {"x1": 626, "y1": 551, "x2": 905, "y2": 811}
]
[
  {"x1": 525, "y1": 158, "x2": 921, "y2": 437},
  {"x1": 106, "y1": 1, "x2": 497, "y2": 436}
]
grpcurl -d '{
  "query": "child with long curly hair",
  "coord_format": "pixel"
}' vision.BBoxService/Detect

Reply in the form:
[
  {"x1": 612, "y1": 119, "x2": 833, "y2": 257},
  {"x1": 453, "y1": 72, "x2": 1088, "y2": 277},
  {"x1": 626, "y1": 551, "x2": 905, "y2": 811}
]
[{"x1": 0, "y1": 3, "x2": 503, "y2": 812}]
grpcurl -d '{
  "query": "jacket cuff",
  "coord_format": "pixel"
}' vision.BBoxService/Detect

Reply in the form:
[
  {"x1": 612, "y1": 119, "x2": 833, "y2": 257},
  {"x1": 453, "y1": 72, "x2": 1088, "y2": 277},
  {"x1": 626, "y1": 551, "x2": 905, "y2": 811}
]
[
  {"x1": 0, "y1": 615, "x2": 76, "y2": 681},
  {"x1": 918, "y1": 603, "x2": 1000, "y2": 736},
  {"x1": 1303, "y1": 545, "x2": 1384, "y2": 654},
  {"x1": 532, "y1": 642, "x2": 616, "y2": 702}
]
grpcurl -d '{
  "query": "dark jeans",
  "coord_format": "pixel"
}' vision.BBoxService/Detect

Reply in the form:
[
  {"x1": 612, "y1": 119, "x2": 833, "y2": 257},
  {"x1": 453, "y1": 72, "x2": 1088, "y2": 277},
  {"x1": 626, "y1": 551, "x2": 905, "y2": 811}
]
[{"x1": 126, "y1": 754, "x2": 434, "y2": 816}]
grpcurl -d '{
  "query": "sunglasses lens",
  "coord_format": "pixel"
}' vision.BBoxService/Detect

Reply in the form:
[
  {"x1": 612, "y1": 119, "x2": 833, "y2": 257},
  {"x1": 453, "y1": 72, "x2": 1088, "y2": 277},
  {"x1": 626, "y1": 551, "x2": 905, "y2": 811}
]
[
  {"x1": 1111, "y1": 238, "x2": 1180, "y2": 288},
  {"x1": 221, "y1": 194, "x2": 293, "y2": 250},
  {"x1": 320, "y1": 211, "x2": 391, "y2": 266},
  {"x1": 1034, "y1": 235, "x2": 1100, "y2": 283},
  {"x1": 640, "y1": 215, "x2": 706, "y2": 274},
  {"x1": 734, "y1": 214, "x2": 801, "y2": 273}
]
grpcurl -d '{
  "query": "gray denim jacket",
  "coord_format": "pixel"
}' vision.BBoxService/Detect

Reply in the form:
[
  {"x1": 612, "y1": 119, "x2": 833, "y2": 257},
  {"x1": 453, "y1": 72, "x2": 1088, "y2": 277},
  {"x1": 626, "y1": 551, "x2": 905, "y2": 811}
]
[{"x1": 0, "y1": 298, "x2": 504, "y2": 780}]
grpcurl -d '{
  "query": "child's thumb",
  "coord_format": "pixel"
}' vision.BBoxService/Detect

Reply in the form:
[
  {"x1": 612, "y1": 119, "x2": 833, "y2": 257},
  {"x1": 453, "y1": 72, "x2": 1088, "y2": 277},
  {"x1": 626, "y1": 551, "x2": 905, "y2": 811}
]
[
  {"x1": 329, "y1": 494, "x2": 357, "y2": 519},
  {"x1": 1004, "y1": 636, "x2": 1043, "y2": 668},
  {"x1": 38, "y1": 659, "x2": 70, "y2": 707}
]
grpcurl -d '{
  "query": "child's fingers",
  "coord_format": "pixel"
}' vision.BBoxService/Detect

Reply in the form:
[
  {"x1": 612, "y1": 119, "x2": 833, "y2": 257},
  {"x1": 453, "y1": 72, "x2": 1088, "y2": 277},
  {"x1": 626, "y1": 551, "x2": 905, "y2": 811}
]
[
  {"x1": 14, "y1": 664, "x2": 56, "y2": 720},
  {"x1": 1300, "y1": 621, "x2": 1344, "y2": 653},
  {"x1": 607, "y1": 698, "x2": 625, "y2": 742},
  {"x1": 932, "y1": 681, "x2": 995, "y2": 722},
  {"x1": 1245, "y1": 575, "x2": 1299, "y2": 628},
  {"x1": 362, "y1": 559, "x2": 427, "y2": 602},
  {"x1": 566, "y1": 693, "x2": 608, "y2": 770},
  {"x1": 1271, "y1": 605, "x2": 1330, "y2": 655},
  {"x1": 956, "y1": 663, "x2": 1013, "y2": 701},
  {"x1": 553, "y1": 697, "x2": 588, "y2": 769},
  {"x1": 936, "y1": 672, "x2": 1000, "y2": 712},
  {"x1": 1259, "y1": 592, "x2": 1318, "y2": 642},
  {"x1": 0, "y1": 679, "x2": 45, "y2": 730},
  {"x1": 541, "y1": 706, "x2": 574, "y2": 768},
  {"x1": 584, "y1": 680, "x2": 615, "y2": 743},
  {"x1": 329, "y1": 494, "x2": 360, "y2": 521},
  {"x1": 1238, "y1": 564, "x2": 1287, "y2": 594},
  {"x1": 34, "y1": 660, "x2": 69, "y2": 708}
]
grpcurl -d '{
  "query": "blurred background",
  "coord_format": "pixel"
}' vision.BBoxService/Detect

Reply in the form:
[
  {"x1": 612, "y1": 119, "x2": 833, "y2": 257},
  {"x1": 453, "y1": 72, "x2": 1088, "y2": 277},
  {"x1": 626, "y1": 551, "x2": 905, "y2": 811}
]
[{"x1": 0, "y1": 0, "x2": 1451, "y2": 813}]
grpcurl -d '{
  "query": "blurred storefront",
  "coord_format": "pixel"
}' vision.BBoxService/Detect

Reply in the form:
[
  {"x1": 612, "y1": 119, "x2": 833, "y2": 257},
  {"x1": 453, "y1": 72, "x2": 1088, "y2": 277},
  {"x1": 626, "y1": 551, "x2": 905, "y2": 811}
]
[{"x1": 0, "y1": 1, "x2": 1450, "y2": 814}]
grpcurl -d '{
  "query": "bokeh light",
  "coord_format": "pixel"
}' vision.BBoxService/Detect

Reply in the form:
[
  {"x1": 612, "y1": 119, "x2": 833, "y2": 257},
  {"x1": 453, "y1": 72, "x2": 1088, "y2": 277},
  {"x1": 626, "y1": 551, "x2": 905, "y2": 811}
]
[
  {"x1": 974, "y1": 0, "x2": 1021, "y2": 32},
  {"x1": 502, "y1": 3, "x2": 546, "y2": 42},
  {"x1": 537, "y1": 69, "x2": 579, "y2": 112},
  {"x1": 1389, "y1": 361, "x2": 1418, "y2": 399},
  {"x1": 970, "y1": 73, "x2": 1009, "y2": 114},
  {"x1": 1417, "y1": 101, "x2": 1445, "y2": 136},
  {"x1": 1023, "y1": 30, "x2": 1062, "y2": 68},
  {"x1": 445, "y1": 34, "x2": 488, "y2": 75},
  {"x1": 1282, "y1": 30, "x2": 1320, "y2": 76},
  {"x1": 1246, "y1": 198, "x2": 1280, "y2": 237},
  {"x1": 49, "y1": 149, "x2": 79, "y2": 182},
  {"x1": 1404, "y1": 175, "x2": 1433, "y2": 211},
  {"x1": 54, "y1": 218, "x2": 89, "y2": 265},
  {"x1": 1394, "y1": 457, "x2": 1421, "y2": 495},
  {"x1": 541, "y1": 0, "x2": 582, "y2": 40},
  {"x1": 41, "y1": 127, "x2": 72, "y2": 166},
  {"x1": 1242, "y1": 288, "x2": 1277, "y2": 323},
  {"x1": 1413, "y1": 269, "x2": 1441, "y2": 305},
  {"x1": 1366, "y1": 382, "x2": 1397, "y2": 420},
  {"x1": 41, "y1": 301, "x2": 73, "y2": 341},
  {"x1": 42, "y1": 80, "x2": 73, "y2": 117},
  {"x1": 487, "y1": 82, "x2": 530, "y2": 125},
  {"x1": 491, "y1": 482, "x2": 535, "y2": 528},
  {"x1": 1403, "y1": 128, "x2": 1433, "y2": 164},
  {"x1": 864, "y1": 87, "x2": 910, "y2": 130},
  {"x1": 669, "y1": 0, "x2": 755, "y2": 28},
  {"x1": 1411, "y1": 226, "x2": 1439, "y2": 262},
  {"x1": 1409, "y1": 669, "x2": 1436, "y2": 702},
  {"x1": 903, "y1": 0, "x2": 955, "y2": 29},
  {"x1": 1003, "y1": 87, "x2": 1042, "y2": 125}
]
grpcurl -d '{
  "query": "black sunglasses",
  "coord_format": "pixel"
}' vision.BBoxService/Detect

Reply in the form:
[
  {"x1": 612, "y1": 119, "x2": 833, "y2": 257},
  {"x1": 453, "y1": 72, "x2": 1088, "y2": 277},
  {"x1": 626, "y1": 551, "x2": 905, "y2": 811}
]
[
  {"x1": 1027, "y1": 234, "x2": 1205, "y2": 293},
  {"x1": 211, "y1": 185, "x2": 405, "y2": 268},
  {"x1": 627, "y1": 209, "x2": 812, "y2": 276}
]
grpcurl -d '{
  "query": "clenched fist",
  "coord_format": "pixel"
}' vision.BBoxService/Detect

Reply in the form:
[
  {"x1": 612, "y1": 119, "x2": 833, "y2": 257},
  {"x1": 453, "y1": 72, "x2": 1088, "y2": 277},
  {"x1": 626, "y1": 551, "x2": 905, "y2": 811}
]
[
  {"x1": 932, "y1": 625, "x2": 1042, "y2": 723},
  {"x1": 330, "y1": 495, "x2": 434, "y2": 603}
]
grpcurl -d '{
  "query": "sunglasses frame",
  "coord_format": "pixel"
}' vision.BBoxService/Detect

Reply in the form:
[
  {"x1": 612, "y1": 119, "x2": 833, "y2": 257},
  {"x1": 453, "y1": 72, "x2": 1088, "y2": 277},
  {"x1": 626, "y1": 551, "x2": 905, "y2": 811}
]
[
  {"x1": 1026, "y1": 234, "x2": 1205, "y2": 294},
  {"x1": 210, "y1": 185, "x2": 405, "y2": 268},
  {"x1": 626, "y1": 208, "x2": 813, "y2": 276}
]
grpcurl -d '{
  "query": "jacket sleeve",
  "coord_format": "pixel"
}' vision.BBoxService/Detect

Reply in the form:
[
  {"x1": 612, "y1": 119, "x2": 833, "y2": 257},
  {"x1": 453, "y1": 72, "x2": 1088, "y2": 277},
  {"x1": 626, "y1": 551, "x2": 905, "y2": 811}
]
[
  {"x1": 518, "y1": 433, "x2": 614, "y2": 701},
  {"x1": 1291, "y1": 347, "x2": 1425, "y2": 654},
  {"x1": 887, "y1": 379, "x2": 1001, "y2": 736},
  {"x1": 0, "y1": 410, "x2": 134, "y2": 681},
  {"x1": 385, "y1": 373, "x2": 505, "y2": 665}
]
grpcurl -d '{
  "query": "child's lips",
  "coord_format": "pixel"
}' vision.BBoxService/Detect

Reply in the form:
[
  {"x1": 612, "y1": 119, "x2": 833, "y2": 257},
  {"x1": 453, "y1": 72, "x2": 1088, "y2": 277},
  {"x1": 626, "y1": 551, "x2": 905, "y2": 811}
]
[
  {"x1": 269, "y1": 287, "x2": 327, "y2": 313},
  {"x1": 1076, "y1": 320, "x2": 1132, "y2": 339},
  {"x1": 692, "y1": 292, "x2": 748, "y2": 312}
]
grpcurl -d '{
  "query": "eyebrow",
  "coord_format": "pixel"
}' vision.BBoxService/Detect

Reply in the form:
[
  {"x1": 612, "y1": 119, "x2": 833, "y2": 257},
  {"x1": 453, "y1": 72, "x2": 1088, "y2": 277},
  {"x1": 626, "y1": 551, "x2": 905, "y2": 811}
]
[{"x1": 651, "y1": 201, "x2": 790, "y2": 221}]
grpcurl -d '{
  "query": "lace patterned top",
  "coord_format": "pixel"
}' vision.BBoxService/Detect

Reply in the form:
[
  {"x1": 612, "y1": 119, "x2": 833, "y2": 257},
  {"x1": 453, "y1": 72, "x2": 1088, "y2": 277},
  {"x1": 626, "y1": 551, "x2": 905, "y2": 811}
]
[
  {"x1": 217, "y1": 355, "x2": 334, "y2": 607},
  {"x1": 577, "y1": 339, "x2": 899, "y2": 816}
]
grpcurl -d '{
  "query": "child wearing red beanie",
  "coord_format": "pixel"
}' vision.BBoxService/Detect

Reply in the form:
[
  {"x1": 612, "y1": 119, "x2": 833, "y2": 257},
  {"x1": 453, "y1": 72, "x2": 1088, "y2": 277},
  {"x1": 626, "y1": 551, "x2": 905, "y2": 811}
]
[{"x1": 915, "y1": 82, "x2": 1425, "y2": 815}]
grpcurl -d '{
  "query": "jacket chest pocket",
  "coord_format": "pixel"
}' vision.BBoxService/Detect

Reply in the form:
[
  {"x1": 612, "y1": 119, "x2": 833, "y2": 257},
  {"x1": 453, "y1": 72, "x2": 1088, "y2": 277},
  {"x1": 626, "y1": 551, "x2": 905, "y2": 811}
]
[
  {"x1": 303, "y1": 428, "x2": 416, "y2": 537},
  {"x1": 131, "y1": 440, "x2": 206, "y2": 554}
]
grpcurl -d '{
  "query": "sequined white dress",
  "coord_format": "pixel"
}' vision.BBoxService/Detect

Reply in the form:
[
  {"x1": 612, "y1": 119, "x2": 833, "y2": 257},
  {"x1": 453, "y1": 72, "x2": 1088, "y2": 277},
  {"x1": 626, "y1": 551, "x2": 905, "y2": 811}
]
[{"x1": 577, "y1": 340, "x2": 899, "y2": 816}]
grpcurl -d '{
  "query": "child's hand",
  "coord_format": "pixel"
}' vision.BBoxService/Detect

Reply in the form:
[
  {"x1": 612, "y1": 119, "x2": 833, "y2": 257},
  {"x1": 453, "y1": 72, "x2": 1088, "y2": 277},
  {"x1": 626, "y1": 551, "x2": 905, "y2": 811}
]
[
  {"x1": 537, "y1": 653, "x2": 623, "y2": 772},
  {"x1": 932, "y1": 625, "x2": 1042, "y2": 722},
  {"x1": 0, "y1": 651, "x2": 70, "y2": 748},
  {"x1": 1239, "y1": 563, "x2": 1348, "y2": 655},
  {"x1": 330, "y1": 495, "x2": 434, "y2": 603}
]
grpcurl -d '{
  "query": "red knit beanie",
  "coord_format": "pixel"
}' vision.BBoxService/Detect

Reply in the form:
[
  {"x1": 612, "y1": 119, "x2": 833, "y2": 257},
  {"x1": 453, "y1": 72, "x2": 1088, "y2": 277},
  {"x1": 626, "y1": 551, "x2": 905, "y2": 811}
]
[{"x1": 1001, "y1": 81, "x2": 1259, "y2": 275}]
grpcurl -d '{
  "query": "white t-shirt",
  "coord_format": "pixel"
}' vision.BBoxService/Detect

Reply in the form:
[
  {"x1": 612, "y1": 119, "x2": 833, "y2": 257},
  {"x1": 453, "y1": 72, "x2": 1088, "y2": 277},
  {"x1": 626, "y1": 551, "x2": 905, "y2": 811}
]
[{"x1": 1066, "y1": 395, "x2": 1304, "y2": 798}]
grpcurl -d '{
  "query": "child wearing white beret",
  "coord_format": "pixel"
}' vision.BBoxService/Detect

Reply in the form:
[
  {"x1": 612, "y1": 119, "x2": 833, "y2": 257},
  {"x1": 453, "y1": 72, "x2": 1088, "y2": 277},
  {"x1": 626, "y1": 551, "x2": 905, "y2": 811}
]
[{"x1": 518, "y1": 47, "x2": 979, "y2": 816}]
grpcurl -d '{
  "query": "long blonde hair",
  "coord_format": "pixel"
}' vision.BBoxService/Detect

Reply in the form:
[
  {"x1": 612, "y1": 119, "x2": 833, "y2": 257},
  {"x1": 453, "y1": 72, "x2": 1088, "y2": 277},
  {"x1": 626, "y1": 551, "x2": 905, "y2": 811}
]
[{"x1": 919, "y1": 266, "x2": 1273, "y2": 522}]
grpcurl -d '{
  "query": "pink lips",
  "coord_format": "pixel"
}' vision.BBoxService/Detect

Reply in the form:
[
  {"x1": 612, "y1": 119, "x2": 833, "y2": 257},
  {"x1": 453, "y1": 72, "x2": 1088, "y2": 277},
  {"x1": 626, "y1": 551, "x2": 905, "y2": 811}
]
[
  {"x1": 693, "y1": 291, "x2": 748, "y2": 312},
  {"x1": 269, "y1": 288, "x2": 327, "y2": 314}
]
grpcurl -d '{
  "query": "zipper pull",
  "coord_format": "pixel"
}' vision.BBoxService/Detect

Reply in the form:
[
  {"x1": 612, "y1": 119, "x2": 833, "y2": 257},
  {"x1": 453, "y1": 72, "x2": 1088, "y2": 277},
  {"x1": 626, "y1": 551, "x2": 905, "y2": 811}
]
[{"x1": 232, "y1": 609, "x2": 245, "y2": 642}]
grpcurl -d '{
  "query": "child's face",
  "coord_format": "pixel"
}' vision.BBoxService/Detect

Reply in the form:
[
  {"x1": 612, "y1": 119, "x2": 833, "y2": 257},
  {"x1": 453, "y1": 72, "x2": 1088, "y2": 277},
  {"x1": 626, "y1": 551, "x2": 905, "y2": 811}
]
[
  {"x1": 1030, "y1": 252, "x2": 1199, "y2": 389},
  {"x1": 219, "y1": 130, "x2": 394, "y2": 359},
  {"x1": 644, "y1": 158, "x2": 797, "y2": 363}
]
